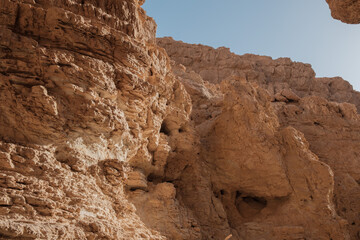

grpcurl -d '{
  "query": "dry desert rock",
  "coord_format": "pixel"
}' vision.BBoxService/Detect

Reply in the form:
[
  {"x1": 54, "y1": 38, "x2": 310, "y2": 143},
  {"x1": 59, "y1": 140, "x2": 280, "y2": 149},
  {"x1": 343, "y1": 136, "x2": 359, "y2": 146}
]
[{"x1": 0, "y1": 0, "x2": 359, "y2": 240}]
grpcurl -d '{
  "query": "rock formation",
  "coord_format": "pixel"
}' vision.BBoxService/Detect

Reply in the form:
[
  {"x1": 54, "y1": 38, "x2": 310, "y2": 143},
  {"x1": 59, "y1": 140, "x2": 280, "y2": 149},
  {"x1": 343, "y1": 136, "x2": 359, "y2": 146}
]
[
  {"x1": 326, "y1": 0, "x2": 360, "y2": 24},
  {"x1": 158, "y1": 37, "x2": 360, "y2": 112},
  {"x1": 0, "y1": 1, "x2": 359, "y2": 240},
  {"x1": 159, "y1": 37, "x2": 360, "y2": 239},
  {"x1": 0, "y1": 0, "x2": 194, "y2": 239}
]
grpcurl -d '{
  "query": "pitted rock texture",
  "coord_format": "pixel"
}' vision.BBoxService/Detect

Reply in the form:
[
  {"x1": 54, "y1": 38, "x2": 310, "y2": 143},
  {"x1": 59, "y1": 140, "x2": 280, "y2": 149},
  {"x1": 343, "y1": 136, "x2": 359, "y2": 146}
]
[
  {"x1": 158, "y1": 37, "x2": 360, "y2": 112},
  {"x1": 0, "y1": 0, "x2": 195, "y2": 239},
  {"x1": 160, "y1": 38, "x2": 360, "y2": 239},
  {"x1": 168, "y1": 62, "x2": 350, "y2": 240},
  {"x1": 326, "y1": 0, "x2": 360, "y2": 24},
  {"x1": 0, "y1": 1, "x2": 359, "y2": 240},
  {"x1": 275, "y1": 97, "x2": 360, "y2": 240}
]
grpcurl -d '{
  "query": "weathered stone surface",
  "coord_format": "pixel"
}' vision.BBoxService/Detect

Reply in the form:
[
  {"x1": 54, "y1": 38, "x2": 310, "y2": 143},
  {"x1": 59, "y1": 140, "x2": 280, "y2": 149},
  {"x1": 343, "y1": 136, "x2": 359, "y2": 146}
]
[
  {"x1": 0, "y1": 0, "x2": 193, "y2": 239},
  {"x1": 1, "y1": 1, "x2": 359, "y2": 240},
  {"x1": 158, "y1": 37, "x2": 360, "y2": 112},
  {"x1": 160, "y1": 38, "x2": 359, "y2": 239},
  {"x1": 326, "y1": 0, "x2": 360, "y2": 24},
  {"x1": 275, "y1": 96, "x2": 360, "y2": 240},
  {"x1": 168, "y1": 63, "x2": 350, "y2": 239}
]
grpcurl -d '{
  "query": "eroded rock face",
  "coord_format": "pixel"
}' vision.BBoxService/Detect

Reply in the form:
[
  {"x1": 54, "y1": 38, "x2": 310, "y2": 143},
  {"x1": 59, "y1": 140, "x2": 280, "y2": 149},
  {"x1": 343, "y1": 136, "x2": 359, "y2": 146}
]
[
  {"x1": 0, "y1": 0, "x2": 194, "y2": 239},
  {"x1": 158, "y1": 37, "x2": 360, "y2": 113},
  {"x1": 326, "y1": 0, "x2": 360, "y2": 24},
  {"x1": 0, "y1": 1, "x2": 359, "y2": 240},
  {"x1": 160, "y1": 38, "x2": 360, "y2": 239},
  {"x1": 168, "y1": 62, "x2": 350, "y2": 240},
  {"x1": 275, "y1": 97, "x2": 360, "y2": 240}
]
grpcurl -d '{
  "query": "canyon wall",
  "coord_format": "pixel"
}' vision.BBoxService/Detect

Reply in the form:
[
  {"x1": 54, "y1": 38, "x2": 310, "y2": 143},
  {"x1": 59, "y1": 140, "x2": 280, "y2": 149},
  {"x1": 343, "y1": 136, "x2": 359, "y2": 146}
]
[
  {"x1": 0, "y1": 0, "x2": 196, "y2": 239},
  {"x1": 158, "y1": 37, "x2": 360, "y2": 112},
  {"x1": 0, "y1": 0, "x2": 359, "y2": 239},
  {"x1": 158, "y1": 38, "x2": 360, "y2": 240}
]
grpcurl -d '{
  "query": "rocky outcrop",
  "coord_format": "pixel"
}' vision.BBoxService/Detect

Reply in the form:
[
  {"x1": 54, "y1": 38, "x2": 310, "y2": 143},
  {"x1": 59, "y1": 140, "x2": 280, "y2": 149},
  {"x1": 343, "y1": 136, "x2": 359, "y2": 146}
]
[
  {"x1": 0, "y1": 0, "x2": 195, "y2": 239},
  {"x1": 167, "y1": 61, "x2": 351, "y2": 240},
  {"x1": 158, "y1": 37, "x2": 360, "y2": 112},
  {"x1": 160, "y1": 38, "x2": 360, "y2": 239},
  {"x1": 326, "y1": 0, "x2": 360, "y2": 24},
  {"x1": 1, "y1": 1, "x2": 359, "y2": 240},
  {"x1": 275, "y1": 97, "x2": 360, "y2": 240}
]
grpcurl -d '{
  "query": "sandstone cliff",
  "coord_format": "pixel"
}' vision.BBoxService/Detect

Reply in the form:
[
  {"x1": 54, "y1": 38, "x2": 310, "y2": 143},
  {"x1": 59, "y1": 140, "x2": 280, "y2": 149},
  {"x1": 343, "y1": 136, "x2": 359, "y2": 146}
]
[
  {"x1": 158, "y1": 37, "x2": 360, "y2": 112},
  {"x1": 0, "y1": 0, "x2": 359, "y2": 240},
  {"x1": 159, "y1": 37, "x2": 360, "y2": 240},
  {"x1": 0, "y1": 0, "x2": 194, "y2": 239}
]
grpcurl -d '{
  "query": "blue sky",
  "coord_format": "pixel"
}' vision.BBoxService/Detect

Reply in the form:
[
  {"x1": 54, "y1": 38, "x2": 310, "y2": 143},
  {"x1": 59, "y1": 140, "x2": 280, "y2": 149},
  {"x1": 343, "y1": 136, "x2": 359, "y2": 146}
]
[{"x1": 143, "y1": 0, "x2": 360, "y2": 91}]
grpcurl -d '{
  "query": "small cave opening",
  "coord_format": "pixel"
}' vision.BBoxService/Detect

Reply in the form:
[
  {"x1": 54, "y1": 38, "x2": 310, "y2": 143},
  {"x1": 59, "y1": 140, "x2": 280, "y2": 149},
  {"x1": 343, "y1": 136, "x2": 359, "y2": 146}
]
[
  {"x1": 235, "y1": 193, "x2": 267, "y2": 218},
  {"x1": 178, "y1": 126, "x2": 185, "y2": 133},
  {"x1": 160, "y1": 121, "x2": 170, "y2": 136},
  {"x1": 147, "y1": 173, "x2": 163, "y2": 184},
  {"x1": 214, "y1": 189, "x2": 227, "y2": 198}
]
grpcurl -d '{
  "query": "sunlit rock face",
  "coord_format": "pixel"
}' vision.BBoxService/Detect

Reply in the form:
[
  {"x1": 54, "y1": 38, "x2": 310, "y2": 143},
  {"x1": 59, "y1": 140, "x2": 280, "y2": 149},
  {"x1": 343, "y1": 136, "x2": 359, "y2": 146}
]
[
  {"x1": 276, "y1": 96, "x2": 360, "y2": 240},
  {"x1": 0, "y1": 1, "x2": 358, "y2": 240},
  {"x1": 159, "y1": 38, "x2": 359, "y2": 239},
  {"x1": 0, "y1": 0, "x2": 195, "y2": 239},
  {"x1": 326, "y1": 0, "x2": 360, "y2": 24},
  {"x1": 158, "y1": 37, "x2": 360, "y2": 113}
]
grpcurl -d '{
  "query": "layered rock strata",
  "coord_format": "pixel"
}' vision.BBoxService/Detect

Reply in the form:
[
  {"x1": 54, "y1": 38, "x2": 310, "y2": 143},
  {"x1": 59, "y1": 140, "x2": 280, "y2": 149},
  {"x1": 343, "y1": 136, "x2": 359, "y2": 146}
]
[
  {"x1": 0, "y1": 0, "x2": 195, "y2": 239},
  {"x1": 0, "y1": 1, "x2": 359, "y2": 240}
]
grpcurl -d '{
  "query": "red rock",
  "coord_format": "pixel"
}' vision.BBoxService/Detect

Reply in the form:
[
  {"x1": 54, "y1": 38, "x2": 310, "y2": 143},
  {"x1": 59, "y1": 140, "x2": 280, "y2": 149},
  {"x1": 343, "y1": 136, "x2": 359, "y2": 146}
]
[{"x1": 326, "y1": 0, "x2": 360, "y2": 24}]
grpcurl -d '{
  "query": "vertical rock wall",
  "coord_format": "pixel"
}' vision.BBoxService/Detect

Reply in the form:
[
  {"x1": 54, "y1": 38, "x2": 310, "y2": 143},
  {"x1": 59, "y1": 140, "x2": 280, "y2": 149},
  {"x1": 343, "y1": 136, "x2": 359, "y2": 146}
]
[
  {"x1": 0, "y1": 1, "x2": 359, "y2": 240},
  {"x1": 159, "y1": 38, "x2": 359, "y2": 239},
  {"x1": 0, "y1": 0, "x2": 196, "y2": 239}
]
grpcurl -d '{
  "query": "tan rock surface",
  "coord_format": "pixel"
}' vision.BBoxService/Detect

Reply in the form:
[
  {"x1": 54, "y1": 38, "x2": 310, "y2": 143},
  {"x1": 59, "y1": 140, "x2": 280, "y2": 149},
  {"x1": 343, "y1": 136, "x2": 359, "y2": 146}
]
[
  {"x1": 160, "y1": 38, "x2": 360, "y2": 239},
  {"x1": 158, "y1": 37, "x2": 360, "y2": 112},
  {"x1": 169, "y1": 65, "x2": 351, "y2": 239},
  {"x1": 275, "y1": 97, "x2": 360, "y2": 239},
  {"x1": 0, "y1": 0, "x2": 193, "y2": 239},
  {"x1": 0, "y1": 1, "x2": 359, "y2": 240},
  {"x1": 326, "y1": 0, "x2": 360, "y2": 24}
]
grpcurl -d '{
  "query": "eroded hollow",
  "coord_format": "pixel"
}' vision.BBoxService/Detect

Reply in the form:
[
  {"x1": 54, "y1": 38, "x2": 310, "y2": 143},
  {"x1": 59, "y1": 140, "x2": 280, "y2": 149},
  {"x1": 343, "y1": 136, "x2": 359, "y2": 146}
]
[
  {"x1": 160, "y1": 121, "x2": 170, "y2": 136},
  {"x1": 235, "y1": 192, "x2": 267, "y2": 218}
]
